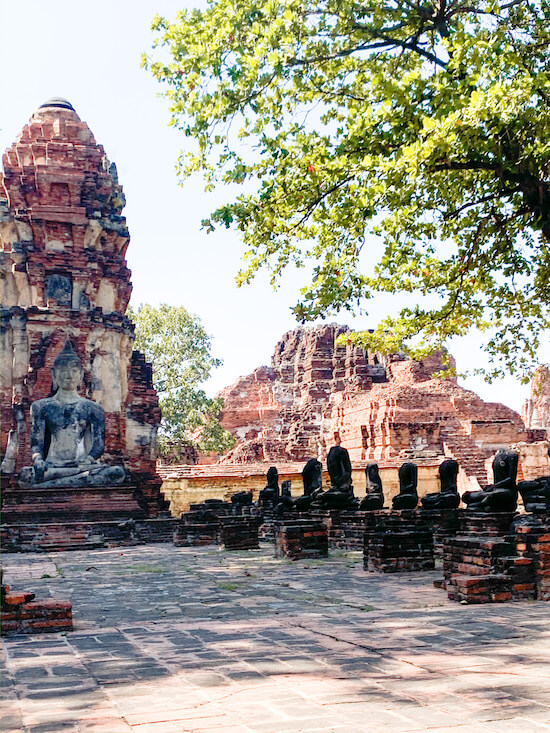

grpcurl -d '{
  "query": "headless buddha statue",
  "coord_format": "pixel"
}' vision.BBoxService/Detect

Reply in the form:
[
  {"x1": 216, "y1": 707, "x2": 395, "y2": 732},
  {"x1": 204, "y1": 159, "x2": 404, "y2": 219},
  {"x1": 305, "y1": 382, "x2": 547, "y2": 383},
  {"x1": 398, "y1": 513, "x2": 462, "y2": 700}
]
[
  {"x1": 314, "y1": 445, "x2": 357, "y2": 510},
  {"x1": 258, "y1": 466, "x2": 280, "y2": 506},
  {"x1": 359, "y1": 462, "x2": 385, "y2": 510},
  {"x1": 421, "y1": 459, "x2": 460, "y2": 510},
  {"x1": 273, "y1": 480, "x2": 295, "y2": 516},
  {"x1": 392, "y1": 461, "x2": 418, "y2": 510},
  {"x1": 517, "y1": 444, "x2": 550, "y2": 513},
  {"x1": 294, "y1": 458, "x2": 323, "y2": 511},
  {"x1": 462, "y1": 449, "x2": 519, "y2": 512},
  {"x1": 18, "y1": 341, "x2": 125, "y2": 488}
]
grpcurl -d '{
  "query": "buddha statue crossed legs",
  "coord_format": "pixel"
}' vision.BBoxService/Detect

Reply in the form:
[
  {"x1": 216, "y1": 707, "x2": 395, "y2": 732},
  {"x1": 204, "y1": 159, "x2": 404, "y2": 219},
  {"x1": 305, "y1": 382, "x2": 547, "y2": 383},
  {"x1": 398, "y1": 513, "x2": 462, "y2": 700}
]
[{"x1": 18, "y1": 341, "x2": 125, "y2": 488}]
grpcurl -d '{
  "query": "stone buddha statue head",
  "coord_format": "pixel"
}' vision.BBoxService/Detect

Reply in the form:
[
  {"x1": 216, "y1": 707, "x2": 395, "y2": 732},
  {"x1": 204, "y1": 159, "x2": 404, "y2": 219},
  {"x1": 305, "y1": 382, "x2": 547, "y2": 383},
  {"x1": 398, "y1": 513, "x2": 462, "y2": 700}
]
[{"x1": 50, "y1": 340, "x2": 84, "y2": 397}]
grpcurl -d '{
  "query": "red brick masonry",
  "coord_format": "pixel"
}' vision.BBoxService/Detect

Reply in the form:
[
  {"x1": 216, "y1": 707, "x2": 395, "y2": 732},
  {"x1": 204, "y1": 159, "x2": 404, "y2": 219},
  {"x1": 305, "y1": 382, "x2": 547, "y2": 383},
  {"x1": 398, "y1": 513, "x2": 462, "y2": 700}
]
[{"x1": 1, "y1": 580, "x2": 72, "y2": 636}]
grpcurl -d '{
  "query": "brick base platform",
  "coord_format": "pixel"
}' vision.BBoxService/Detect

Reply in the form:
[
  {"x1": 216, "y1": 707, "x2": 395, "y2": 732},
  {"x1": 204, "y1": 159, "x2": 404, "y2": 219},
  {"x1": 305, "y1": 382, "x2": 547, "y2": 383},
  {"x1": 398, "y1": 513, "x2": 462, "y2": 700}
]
[
  {"x1": 1, "y1": 485, "x2": 149, "y2": 524},
  {"x1": 258, "y1": 509, "x2": 277, "y2": 542},
  {"x1": 458, "y1": 511, "x2": 517, "y2": 536},
  {"x1": 220, "y1": 518, "x2": 260, "y2": 550},
  {"x1": 418, "y1": 509, "x2": 460, "y2": 557},
  {"x1": 275, "y1": 521, "x2": 328, "y2": 559},
  {"x1": 309, "y1": 510, "x2": 366, "y2": 551},
  {"x1": 309, "y1": 508, "x2": 458, "y2": 555},
  {"x1": 173, "y1": 510, "x2": 260, "y2": 550},
  {"x1": 363, "y1": 510, "x2": 435, "y2": 573},
  {"x1": 1, "y1": 518, "x2": 178, "y2": 552},
  {"x1": 336, "y1": 512, "x2": 369, "y2": 550}
]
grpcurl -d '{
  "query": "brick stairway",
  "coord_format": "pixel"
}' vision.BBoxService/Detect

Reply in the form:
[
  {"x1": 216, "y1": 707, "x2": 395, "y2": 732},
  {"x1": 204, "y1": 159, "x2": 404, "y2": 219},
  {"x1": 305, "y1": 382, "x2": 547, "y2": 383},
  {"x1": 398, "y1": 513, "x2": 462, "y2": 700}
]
[{"x1": 441, "y1": 427, "x2": 488, "y2": 486}]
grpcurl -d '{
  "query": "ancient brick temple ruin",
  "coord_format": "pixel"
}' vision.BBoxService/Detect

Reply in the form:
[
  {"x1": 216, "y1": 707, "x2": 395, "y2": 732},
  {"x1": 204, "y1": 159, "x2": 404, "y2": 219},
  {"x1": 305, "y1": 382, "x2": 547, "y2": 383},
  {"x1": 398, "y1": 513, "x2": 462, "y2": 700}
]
[
  {"x1": 523, "y1": 366, "x2": 550, "y2": 433},
  {"x1": 0, "y1": 98, "x2": 169, "y2": 539},
  {"x1": 218, "y1": 324, "x2": 545, "y2": 487}
]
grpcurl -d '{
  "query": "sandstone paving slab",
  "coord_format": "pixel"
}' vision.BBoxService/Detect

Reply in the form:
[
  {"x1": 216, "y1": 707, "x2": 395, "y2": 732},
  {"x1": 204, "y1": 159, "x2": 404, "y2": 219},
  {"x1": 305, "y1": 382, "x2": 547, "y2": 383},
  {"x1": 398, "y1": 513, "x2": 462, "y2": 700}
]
[{"x1": 2, "y1": 544, "x2": 550, "y2": 732}]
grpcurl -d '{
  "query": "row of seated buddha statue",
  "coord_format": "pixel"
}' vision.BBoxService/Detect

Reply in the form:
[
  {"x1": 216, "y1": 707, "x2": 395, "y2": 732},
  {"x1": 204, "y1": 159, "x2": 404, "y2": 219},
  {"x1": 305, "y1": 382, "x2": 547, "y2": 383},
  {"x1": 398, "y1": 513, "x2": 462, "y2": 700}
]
[{"x1": 249, "y1": 445, "x2": 550, "y2": 516}]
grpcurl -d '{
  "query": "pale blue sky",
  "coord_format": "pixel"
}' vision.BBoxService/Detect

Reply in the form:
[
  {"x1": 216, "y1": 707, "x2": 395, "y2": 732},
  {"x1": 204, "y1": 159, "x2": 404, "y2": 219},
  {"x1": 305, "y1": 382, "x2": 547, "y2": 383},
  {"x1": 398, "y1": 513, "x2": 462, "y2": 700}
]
[{"x1": 0, "y1": 0, "x2": 545, "y2": 411}]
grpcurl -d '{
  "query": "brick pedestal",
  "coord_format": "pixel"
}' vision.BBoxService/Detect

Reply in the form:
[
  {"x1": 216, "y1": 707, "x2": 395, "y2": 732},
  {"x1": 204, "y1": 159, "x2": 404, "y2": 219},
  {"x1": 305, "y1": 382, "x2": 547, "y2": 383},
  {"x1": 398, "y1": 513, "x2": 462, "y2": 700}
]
[
  {"x1": 173, "y1": 522, "x2": 219, "y2": 547},
  {"x1": 458, "y1": 511, "x2": 517, "y2": 536},
  {"x1": 189, "y1": 501, "x2": 232, "y2": 516},
  {"x1": 440, "y1": 511, "x2": 537, "y2": 604},
  {"x1": 514, "y1": 516, "x2": 550, "y2": 601},
  {"x1": 537, "y1": 533, "x2": 550, "y2": 600},
  {"x1": 310, "y1": 510, "x2": 367, "y2": 551},
  {"x1": 275, "y1": 521, "x2": 328, "y2": 559},
  {"x1": 418, "y1": 509, "x2": 459, "y2": 557},
  {"x1": 442, "y1": 535, "x2": 520, "y2": 603},
  {"x1": 336, "y1": 512, "x2": 369, "y2": 550},
  {"x1": 220, "y1": 518, "x2": 260, "y2": 550},
  {"x1": 363, "y1": 510, "x2": 435, "y2": 572},
  {"x1": 258, "y1": 509, "x2": 278, "y2": 542}
]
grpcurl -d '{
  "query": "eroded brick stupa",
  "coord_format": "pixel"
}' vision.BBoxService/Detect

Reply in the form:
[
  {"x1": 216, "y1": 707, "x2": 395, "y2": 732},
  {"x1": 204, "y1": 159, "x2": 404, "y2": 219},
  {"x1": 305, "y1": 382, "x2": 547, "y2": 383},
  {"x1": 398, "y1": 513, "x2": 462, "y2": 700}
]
[
  {"x1": 0, "y1": 99, "x2": 165, "y2": 520},
  {"x1": 218, "y1": 324, "x2": 544, "y2": 486}
]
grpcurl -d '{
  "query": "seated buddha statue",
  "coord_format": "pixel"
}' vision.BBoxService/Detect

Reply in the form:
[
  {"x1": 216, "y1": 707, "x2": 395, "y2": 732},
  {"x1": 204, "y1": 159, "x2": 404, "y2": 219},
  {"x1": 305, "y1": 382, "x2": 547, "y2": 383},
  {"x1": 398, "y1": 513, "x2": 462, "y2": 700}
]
[
  {"x1": 273, "y1": 480, "x2": 296, "y2": 516},
  {"x1": 392, "y1": 461, "x2": 418, "y2": 509},
  {"x1": 302, "y1": 458, "x2": 323, "y2": 496},
  {"x1": 293, "y1": 458, "x2": 323, "y2": 511},
  {"x1": 359, "y1": 462, "x2": 385, "y2": 510},
  {"x1": 258, "y1": 466, "x2": 280, "y2": 506},
  {"x1": 420, "y1": 458, "x2": 460, "y2": 510},
  {"x1": 314, "y1": 445, "x2": 358, "y2": 510},
  {"x1": 462, "y1": 449, "x2": 518, "y2": 512},
  {"x1": 17, "y1": 341, "x2": 125, "y2": 488}
]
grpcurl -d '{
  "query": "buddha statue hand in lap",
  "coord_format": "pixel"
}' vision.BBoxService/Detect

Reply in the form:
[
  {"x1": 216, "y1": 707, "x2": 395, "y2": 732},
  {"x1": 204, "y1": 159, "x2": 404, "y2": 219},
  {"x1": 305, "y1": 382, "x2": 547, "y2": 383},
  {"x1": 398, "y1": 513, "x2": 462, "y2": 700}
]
[{"x1": 17, "y1": 341, "x2": 125, "y2": 488}]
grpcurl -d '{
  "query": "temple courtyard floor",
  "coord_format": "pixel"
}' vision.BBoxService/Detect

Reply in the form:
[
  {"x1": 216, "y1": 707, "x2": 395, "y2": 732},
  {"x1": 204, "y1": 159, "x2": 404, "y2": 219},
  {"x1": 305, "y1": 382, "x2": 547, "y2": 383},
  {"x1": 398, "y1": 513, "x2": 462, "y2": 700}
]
[{"x1": 2, "y1": 544, "x2": 550, "y2": 733}]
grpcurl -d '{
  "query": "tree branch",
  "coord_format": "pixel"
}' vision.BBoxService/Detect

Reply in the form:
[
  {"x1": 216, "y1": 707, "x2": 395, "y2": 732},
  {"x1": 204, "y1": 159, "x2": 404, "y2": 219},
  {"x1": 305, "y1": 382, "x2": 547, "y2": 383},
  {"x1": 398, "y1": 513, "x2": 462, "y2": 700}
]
[{"x1": 443, "y1": 188, "x2": 520, "y2": 219}]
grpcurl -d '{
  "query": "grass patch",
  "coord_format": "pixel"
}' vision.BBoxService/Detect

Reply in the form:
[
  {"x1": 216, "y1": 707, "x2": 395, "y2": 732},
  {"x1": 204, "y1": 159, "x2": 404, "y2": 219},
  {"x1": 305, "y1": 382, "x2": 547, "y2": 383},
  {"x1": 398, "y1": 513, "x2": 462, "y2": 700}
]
[{"x1": 217, "y1": 582, "x2": 241, "y2": 591}]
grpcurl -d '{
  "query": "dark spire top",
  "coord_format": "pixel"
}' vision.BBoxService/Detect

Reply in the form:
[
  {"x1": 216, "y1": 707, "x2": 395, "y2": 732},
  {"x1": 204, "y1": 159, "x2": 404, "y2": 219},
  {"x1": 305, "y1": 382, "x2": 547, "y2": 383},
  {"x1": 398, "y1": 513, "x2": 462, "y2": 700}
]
[{"x1": 39, "y1": 97, "x2": 75, "y2": 111}]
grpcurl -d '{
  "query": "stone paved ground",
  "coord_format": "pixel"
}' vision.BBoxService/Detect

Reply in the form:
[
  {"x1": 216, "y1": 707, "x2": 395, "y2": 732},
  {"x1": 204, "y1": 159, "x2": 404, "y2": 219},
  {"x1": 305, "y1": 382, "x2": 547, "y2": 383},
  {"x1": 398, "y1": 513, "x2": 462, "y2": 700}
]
[{"x1": 2, "y1": 544, "x2": 550, "y2": 733}]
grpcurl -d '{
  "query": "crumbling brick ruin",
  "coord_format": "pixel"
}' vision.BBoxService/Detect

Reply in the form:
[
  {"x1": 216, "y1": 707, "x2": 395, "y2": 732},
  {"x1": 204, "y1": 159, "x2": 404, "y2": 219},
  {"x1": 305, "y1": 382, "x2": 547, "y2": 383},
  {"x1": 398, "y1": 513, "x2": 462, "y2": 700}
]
[{"x1": 218, "y1": 324, "x2": 541, "y2": 487}]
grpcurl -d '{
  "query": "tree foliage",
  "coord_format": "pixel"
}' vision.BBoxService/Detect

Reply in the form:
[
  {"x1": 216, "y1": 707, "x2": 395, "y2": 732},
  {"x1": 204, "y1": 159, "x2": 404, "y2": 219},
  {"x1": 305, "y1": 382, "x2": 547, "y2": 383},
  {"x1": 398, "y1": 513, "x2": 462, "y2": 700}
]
[
  {"x1": 145, "y1": 1, "x2": 550, "y2": 380},
  {"x1": 128, "y1": 303, "x2": 235, "y2": 455}
]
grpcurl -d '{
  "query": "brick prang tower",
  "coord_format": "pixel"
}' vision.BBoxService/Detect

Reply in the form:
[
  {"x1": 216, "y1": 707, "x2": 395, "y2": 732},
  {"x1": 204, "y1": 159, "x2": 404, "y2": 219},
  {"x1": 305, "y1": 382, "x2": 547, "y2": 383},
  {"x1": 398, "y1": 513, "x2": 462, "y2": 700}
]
[{"x1": 0, "y1": 98, "x2": 164, "y2": 514}]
